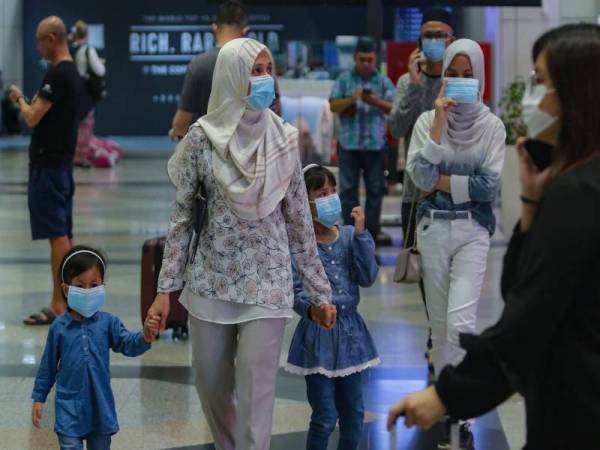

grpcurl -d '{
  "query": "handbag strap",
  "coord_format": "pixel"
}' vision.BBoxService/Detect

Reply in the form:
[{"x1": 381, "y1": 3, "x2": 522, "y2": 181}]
[{"x1": 403, "y1": 192, "x2": 419, "y2": 250}]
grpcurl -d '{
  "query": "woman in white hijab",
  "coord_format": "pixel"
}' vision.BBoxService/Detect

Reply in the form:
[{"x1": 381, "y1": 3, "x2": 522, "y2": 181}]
[
  {"x1": 148, "y1": 38, "x2": 334, "y2": 450},
  {"x1": 402, "y1": 39, "x2": 506, "y2": 448}
]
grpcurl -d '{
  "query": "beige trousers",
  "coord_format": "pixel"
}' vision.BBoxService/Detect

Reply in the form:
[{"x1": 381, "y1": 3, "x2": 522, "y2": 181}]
[{"x1": 189, "y1": 315, "x2": 286, "y2": 450}]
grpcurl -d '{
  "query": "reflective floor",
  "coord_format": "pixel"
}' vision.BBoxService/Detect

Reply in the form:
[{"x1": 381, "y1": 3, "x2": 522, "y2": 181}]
[{"x1": 0, "y1": 139, "x2": 525, "y2": 450}]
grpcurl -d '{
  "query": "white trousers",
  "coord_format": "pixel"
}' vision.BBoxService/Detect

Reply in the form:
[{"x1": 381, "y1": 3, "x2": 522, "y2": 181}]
[
  {"x1": 190, "y1": 315, "x2": 286, "y2": 450},
  {"x1": 417, "y1": 213, "x2": 490, "y2": 376}
]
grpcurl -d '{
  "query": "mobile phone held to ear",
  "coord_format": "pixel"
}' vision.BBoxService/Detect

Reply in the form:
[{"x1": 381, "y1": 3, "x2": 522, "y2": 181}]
[
  {"x1": 523, "y1": 139, "x2": 554, "y2": 171},
  {"x1": 416, "y1": 38, "x2": 423, "y2": 74}
]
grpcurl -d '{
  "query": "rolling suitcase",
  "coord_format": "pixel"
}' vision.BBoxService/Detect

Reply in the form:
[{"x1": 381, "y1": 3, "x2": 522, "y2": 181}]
[{"x1": 141, "y1": 236, "x2": 189, "y2": 340}]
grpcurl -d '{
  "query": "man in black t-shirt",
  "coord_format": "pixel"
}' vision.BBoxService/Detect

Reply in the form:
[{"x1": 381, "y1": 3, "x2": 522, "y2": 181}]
[{"x1": 9, "y1": 16, "x2": 84, "y2": 325}]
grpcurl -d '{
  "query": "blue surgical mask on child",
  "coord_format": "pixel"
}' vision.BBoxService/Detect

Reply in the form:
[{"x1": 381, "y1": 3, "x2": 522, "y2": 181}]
[
  {"x1": 312, "y1": 194, "x2": 342, "y2": 228},
  {"x1": 422, "y1": 39, "x2": 446, "y2": 62},
  {"x1": 444, "y1": 77, "x2": 480, "y2": 104},
  {"x1": 245, "y1": 75, "x2": 275, "y2": 111},
  {"x1": 68, "y1": 285, "x2": 106, "y2": 318}
]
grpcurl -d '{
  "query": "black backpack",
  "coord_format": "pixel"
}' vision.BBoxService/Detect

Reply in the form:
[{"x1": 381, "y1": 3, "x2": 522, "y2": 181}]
[{"x1": 85, "y1": 46, "x2": 107, "y2": 102}]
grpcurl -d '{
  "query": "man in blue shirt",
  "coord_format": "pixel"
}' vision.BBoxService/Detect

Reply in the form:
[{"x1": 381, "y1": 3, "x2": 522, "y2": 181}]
[{"x1": 329, "y1": 37, "x2": 395, "y2": 244}]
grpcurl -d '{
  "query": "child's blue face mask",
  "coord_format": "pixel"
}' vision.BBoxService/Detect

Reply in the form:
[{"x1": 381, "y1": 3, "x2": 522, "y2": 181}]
[
  {"x1": 312, "y1": 194, "x2": 341, "y2": 228},
  {"x1": 422, "y1": 38, "x2": 446, "y2": 63},
  {"x1": 245, "y1": 75, "x2": 275, "y2": 111},
  {"x1": 68, "y1": 285, "x2": 105, "y2": 318},
  {"x1": 444, "y1": 77, "x2": 480, "y2": 104}
]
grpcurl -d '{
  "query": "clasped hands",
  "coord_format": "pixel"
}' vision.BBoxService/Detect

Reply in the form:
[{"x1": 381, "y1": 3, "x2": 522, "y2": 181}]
[
  {"x1": 143, "y1": 314, "x2": 161, "y2": 343},
  {"x1": 309, "y1": 303, "x2": 337, "y2": 330}
]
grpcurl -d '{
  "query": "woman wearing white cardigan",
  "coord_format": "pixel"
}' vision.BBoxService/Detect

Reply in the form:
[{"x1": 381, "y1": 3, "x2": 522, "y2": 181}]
[{"x1": 406, "y1": 38, "x2": 506, "y2": 447}]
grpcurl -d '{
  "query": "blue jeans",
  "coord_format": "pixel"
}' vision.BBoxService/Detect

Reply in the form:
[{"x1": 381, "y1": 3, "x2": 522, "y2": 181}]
[
  {"x1": 305, "y1": 372, "x2": 364, "y2": 450},
  {"x1": 338, "y1": 148, "x2": 386, "y2": 237},
  {"x1": 57, "y1": 433, "x2": 111, "y2": 450}
]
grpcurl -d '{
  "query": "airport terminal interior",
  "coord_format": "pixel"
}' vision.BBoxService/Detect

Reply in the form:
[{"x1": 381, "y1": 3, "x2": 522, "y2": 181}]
[{"x1": 1, "y1": 0, "x2": 599, "y2": 449}]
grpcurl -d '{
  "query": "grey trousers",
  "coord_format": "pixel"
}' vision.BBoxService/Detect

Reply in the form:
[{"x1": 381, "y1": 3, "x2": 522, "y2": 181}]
[{"x1": 189, "y1": 315, "x2": 286, "y2": 450}]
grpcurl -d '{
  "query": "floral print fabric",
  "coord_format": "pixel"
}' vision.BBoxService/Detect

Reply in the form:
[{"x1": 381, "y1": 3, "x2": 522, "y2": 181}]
[{"x1": 157, "y1": 125, "x2": 331, "y2": 310}]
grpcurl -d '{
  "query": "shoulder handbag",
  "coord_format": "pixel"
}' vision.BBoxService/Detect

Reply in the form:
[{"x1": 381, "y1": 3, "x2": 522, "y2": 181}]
[
  {"x1": 393, "y1": 197, "x2": 422, "y2": 284},
  {"x1": 169, "y1": 135, "x2": 208, "y2": 266},
  {"x1": 188, "y1": 177, "x2": 208, "y2": 265}
]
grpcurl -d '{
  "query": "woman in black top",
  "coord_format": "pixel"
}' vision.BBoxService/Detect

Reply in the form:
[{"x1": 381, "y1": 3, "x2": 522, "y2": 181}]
[{"x1": 387, "y1": 24, "x2": 600, "y2": 449}]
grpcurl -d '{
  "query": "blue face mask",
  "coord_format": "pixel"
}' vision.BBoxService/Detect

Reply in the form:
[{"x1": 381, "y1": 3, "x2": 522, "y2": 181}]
[
  {"x1": 312, "y1": 194, "x2": 341, "y2": 228},
  {"x1": 421, "y1": 38, "x2": 446, "y2": 62},
  {"x1": 445, "y1": 77, "x2": 479, "y2": 104},
  {"x1": 68, "y1": 285, "x2": 106, "y2": 318},
  {"x1": 245, "y1": 75, "x2": 275, "y2": 111}
]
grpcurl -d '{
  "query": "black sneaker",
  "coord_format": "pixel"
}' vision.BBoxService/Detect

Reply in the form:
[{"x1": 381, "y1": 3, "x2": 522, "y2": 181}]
[
  {"x1": 437, "y1": 438, "x2": 451, "y2": 450},
  {"x1": 459, "y1": 422, "x2": 475, "y2": 450},
  {"x1": 438, "y1": 420, "x2": 474, "y2": 450},
  {"x1": 437, "y1": 419, "x2": 451, "y2": 450}
]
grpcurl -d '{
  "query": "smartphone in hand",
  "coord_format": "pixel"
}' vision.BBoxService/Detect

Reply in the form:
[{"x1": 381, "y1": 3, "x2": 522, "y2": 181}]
[
  {"x1": 416, "y1": 38, "x2": 423, "y2": 74},
  {"x1": 523, "y1": 138, "x2": 554, "y2": 171}
]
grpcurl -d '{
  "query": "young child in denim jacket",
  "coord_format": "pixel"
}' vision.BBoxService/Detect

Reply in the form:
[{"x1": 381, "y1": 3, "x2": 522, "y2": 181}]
[
  {"x1": 31, "y1": 245, "x2": 159, "y2": 450},
  {"x1": 286, "y1": 165, "x2": 380, "y2": 450}
]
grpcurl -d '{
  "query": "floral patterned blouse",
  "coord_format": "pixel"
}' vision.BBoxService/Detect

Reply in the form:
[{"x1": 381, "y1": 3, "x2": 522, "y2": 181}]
[{"x1": 157, "y1": 124, "x2": 332, "y2": 310}]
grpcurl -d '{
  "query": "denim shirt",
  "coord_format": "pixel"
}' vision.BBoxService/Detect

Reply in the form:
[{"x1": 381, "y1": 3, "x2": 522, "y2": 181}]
[
  {"x1": 406, "y1": 110, "x2": 506, "y2": 235},
  {"x1": 32, "y1": 311, "x2": 151, "y2": 437},
  {"x1": 292, "y1": 226, "x2": 378, "y2": 316},
  {"x1": 287, "y1": 225, "x2": 380, "y2": 375}
]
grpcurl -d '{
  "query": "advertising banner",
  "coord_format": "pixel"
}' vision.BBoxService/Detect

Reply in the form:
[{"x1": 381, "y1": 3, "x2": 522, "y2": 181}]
[{"x1": 23, "y1": 0, "x2": 369, "y2": 135}]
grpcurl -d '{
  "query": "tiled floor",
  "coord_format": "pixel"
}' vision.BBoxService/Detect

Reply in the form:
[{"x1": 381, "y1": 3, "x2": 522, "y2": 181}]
[{"x1": 0, "y1": 140, "x2": 525, "y2": 450}]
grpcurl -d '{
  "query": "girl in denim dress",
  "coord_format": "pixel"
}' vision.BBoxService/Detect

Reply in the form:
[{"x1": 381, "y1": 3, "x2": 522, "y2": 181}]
[{"x1": 286, "y1": 165, "x2": 380, "y2": 450}]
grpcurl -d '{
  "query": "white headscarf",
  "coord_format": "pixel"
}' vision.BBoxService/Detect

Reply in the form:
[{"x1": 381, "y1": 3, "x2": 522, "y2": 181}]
[
  {"x1": 198, "y1": 38, "x2": 298, "y2": 221},
  {"x1": 442, "y1": 39, "x2": 492, "y2": 147}
]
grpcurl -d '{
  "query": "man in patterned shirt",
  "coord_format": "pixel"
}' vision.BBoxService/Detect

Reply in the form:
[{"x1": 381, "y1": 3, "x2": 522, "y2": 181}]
[{"x1": 329, "y1": 36, "x2": 395, "y2": 244}]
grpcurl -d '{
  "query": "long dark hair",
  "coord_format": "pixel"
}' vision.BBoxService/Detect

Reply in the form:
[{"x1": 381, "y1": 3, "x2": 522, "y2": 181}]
[{"x1": 535, "y1": 24, "x2": 600, "y2": 172}]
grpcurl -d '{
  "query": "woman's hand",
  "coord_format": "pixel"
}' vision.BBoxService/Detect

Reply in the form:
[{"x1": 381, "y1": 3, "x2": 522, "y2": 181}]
[
  {"x1": 431, "y1": 81, "x2": 457, "y2": 144},
  {"x1": 143, "y1": 315, "x2": 161, "y2": 342},
  {"x1": 387, "y1": 386, "x2": 447, "y2": 431},
  {"x1": 148, "y1": 293, "x2": 170, "y2": 332},
  {"x1": 310, "y1": 304, "x2": 337, "y2": 330},
  {"x1": 516, "y1": 138, "x2": 553, "y2": 232},
  {"x1": 32, "y1": 402, "x2": 43, "y2": 428},
  {"x1": 517, "y1": 137, "x2": 552, "y2": 202}
]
